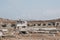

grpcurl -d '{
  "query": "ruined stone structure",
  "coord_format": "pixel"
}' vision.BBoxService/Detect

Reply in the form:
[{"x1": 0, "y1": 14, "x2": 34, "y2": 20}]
[
  {"x1": 0, "y1": 18, "x2": 60, "y2": 40},
  {"x1": 0, "y1": 18, "x2": 16, "y2": 37},
  {"x1": 16, "y1": 19, "x2": 60, "y2": 35}
]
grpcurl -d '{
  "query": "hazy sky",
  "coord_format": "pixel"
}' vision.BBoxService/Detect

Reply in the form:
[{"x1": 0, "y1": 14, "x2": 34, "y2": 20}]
[{"x1": 0, "y1": 0, "x2": 60, "y2": 20}]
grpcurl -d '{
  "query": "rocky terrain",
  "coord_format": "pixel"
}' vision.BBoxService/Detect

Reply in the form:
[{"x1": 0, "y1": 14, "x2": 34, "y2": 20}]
[{"x1": 0, "y1": 18, "x2": 60, "y2": 40}]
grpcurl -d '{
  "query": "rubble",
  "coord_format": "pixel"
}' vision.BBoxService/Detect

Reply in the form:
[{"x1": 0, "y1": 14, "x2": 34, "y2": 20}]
[{"x1": 0, "y1": 18, "x2": 60, "y2": 40}]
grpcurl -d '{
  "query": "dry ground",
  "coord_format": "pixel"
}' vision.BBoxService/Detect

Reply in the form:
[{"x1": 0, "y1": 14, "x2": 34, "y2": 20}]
[{"x1": 1, "y1": 33, "x2": 60, "y2": 40}]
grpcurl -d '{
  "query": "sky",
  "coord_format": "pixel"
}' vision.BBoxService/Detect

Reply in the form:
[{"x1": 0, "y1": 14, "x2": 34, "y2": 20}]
[{"x1": 0, "y1": 0, "x2": 60, "y2": 20}]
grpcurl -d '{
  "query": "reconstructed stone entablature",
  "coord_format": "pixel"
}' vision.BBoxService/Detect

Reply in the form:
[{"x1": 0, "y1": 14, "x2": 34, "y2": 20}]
[{"x1": 27, "y1": 19, "x2": 60, "y2": 28}]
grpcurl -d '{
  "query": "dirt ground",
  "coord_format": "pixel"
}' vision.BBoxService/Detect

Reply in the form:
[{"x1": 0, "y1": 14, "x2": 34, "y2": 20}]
[{"x1": 1, "y1": 33, "x2": 60, "y2": 40}]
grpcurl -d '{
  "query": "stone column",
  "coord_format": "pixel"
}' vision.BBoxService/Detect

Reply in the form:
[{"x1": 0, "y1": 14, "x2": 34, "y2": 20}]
[{"x1": 55, "y1": 22, "x2": 57, "y2": 27}]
